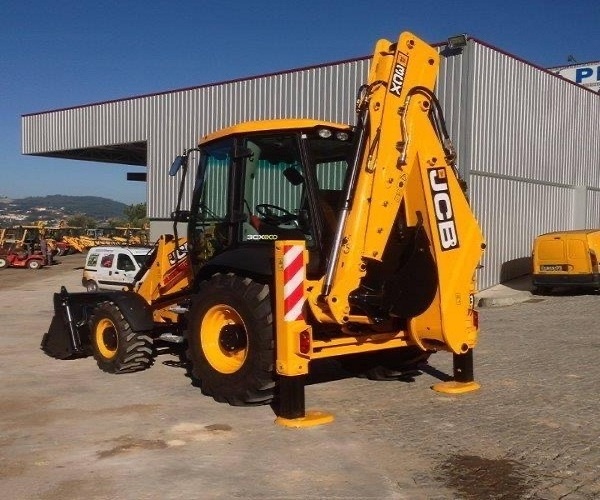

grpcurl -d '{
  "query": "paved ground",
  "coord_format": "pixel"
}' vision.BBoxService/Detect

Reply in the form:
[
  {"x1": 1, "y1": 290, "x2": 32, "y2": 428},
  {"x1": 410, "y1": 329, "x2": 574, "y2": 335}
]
[{"x1": 0, "y1": 256, "x2": 598, "y2": 499}]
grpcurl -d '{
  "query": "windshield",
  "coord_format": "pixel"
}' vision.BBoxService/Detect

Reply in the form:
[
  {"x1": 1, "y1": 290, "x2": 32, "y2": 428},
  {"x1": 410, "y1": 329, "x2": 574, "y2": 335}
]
[
  {"x1": 195, "y1": 139, "x2": 232, "y2": 223},
  {"x1": 187, "y1": 127, "x2": 354, "y2": 264},
  {"x1": 133, "y1": 254, "x2": 150, "y2": 266},
  {"x1": 187, "y1": 138, "x2": 233, "y2": 263}
]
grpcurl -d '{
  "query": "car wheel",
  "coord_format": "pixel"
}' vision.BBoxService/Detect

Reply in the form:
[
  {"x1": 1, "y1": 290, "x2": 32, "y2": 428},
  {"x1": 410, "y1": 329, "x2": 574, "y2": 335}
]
[{"x1": 27, "y1": 259, "x2": 42, "y2": 269}]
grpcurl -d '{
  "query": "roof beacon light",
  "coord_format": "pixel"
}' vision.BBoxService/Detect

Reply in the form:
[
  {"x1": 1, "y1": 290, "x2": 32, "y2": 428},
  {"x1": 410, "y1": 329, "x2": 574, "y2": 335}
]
[{"x1": 447, "y1": 34, "x2": 468, "y2": 49}]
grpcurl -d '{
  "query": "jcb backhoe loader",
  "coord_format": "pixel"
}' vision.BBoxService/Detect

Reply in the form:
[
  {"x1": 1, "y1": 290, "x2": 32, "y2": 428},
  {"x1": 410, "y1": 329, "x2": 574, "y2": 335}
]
[{"x1": 42, "y1": 31, "x2": 485, "y2": 426}]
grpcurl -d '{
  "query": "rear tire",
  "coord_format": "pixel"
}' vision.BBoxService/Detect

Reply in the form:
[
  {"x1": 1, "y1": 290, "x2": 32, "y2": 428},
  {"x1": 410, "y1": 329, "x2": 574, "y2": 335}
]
[
  {"x1": 186, "y1": 273, "x2": 275, "y2": 406},
  {"x1": 89, "y1": 301, "x2": 154, "y2": 373},
  {"x1": 27, "y1": 259, "x2": 42, "y2": 269}
]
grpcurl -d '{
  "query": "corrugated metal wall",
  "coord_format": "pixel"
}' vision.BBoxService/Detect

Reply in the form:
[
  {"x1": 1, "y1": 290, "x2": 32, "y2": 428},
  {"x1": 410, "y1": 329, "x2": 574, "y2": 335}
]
[
  {"x1": 462, "y1": 41, "x2": 600, "y2": 288},
  {"x1": 21, "y1": 39, "x2": 600, "y2": 289},
  {"x1": 586, "y1": 189, "x2": 600, "y2": 225},
  {"x1": 145, "y1": 59, "x2": 370, "y2": 219},
  {"x1": 22, "y1": 99, "x2": 150, "y2": 151}
]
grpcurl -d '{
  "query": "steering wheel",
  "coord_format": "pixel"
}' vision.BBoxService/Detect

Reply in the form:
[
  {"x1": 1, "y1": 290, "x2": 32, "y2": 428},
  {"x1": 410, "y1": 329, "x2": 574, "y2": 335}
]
[{"x1": 255, "y1": 203, "x2": 297, "y2": 226}]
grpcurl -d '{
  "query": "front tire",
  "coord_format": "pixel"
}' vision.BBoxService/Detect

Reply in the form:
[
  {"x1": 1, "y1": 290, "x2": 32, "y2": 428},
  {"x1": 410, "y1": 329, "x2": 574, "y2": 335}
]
[
  {"x1": 28, "y1": 259, "x2": 42, "y2": 269},
  {"x1": 0, "y1": 257, "x2": 7, "y2": 268},
  {"x1": 89, "y1": 301, "x2": 154, "y2": 373},
  {"x1": 86, "y1": 280, "x2": 99, "y2": 292},
  {"x1": 186, "y1": 273, "x2": 275, "y2": 406}
]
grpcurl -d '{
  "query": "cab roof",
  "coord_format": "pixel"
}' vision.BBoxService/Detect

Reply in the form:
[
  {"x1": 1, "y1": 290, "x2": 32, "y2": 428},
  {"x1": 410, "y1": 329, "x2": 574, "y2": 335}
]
[{"x1": 200, "y1": 119, "x2": 351, "y2": 145}]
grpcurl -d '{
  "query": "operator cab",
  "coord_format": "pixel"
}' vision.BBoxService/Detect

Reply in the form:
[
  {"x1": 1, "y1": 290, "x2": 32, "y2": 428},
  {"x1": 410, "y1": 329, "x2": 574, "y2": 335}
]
[{"x1": 187, "y1": 119, "x2": 354, "y2": 277}]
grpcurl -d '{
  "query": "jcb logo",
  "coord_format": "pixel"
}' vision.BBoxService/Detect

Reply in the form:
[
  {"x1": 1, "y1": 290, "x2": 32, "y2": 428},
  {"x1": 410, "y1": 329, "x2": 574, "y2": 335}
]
[
  {"x1": 428, "y1": 168, "x2": 460, "y2": 251},
  {"x1": 168, "y1": 242, "x2": 188, "y2": 265},
  {"x1": 389, "y1": 53, "x2": 409, "y2": 97}
]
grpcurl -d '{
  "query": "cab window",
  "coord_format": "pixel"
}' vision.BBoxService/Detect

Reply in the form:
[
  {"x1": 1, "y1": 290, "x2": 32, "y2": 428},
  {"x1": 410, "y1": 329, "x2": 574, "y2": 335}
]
[
  {"x1": 242, "y1": 135, "x2": 308, "y2": 243},
  {"x1": 190, "y1": 138, "x2": 234, "y2": 263},
  {"x1": 197, "y1": 141, "x2": 231, "y2": 222}
]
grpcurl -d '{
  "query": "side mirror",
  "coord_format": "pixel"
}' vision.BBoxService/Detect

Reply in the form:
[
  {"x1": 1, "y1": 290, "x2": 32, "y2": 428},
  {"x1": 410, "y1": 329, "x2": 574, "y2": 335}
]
[
  {"x1": 283, "y1": 167, "x2": 304, "y2": 186},
  {"x1": 169, "y1": 156, "x2": 186, "y2": 176}
]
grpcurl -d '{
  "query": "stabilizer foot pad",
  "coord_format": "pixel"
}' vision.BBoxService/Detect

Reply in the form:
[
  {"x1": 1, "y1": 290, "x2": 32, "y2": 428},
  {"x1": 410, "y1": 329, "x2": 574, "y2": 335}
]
[
  {"x1": 432, "y1": 381, "x2": 481, "y2": 394},
  {"x1": 275, "y1": 410, "x2": 334, "y2": 428}
]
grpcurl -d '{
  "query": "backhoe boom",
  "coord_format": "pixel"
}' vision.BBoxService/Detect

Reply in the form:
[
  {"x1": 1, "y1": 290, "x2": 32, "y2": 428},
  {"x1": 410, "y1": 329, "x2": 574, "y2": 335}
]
[{"x1": 308, "y1": 32, "x2": 485, "y2": 354}]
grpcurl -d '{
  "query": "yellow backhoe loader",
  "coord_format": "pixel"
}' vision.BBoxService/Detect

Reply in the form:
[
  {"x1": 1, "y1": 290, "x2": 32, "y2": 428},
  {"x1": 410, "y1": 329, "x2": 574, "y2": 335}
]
[{"x1": 42, "y1": 31, "x2": 485, "y2": 426}]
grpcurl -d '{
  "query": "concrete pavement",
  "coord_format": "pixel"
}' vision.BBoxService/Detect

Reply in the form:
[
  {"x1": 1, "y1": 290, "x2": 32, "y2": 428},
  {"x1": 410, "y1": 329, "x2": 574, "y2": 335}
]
[
  {"x1": 1, "y1": 256, "x2": 599, "y2": 499},
  {"x1": 476, "y1": 274, "x2": 533, "y2": 308}
]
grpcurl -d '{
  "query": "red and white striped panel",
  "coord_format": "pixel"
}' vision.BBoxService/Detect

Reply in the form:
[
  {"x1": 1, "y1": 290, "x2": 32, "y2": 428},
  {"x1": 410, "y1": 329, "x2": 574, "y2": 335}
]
[{"x1": 283, "y1": 244, "x2": 305, "y2": 322}]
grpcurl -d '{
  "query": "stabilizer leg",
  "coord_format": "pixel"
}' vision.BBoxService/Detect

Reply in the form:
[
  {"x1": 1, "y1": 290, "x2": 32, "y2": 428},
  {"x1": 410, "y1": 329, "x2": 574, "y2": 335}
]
[
  {"x1": 273, "y1": 241, "x2": 333, "y2": 428},
  {"x1": 432, "y1": 349, "x2": 480, "y2": 394},
  {"x1": 275, "y1": 375, "x2": 334, "y2": 428}
]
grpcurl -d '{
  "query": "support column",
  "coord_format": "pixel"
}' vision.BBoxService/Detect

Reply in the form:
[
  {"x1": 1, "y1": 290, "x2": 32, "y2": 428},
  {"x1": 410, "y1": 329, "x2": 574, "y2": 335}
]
[
  {"x1": 432, "y1": 349, "x2": 480, "y2": 394},
  {"x1": 277, "y1": 375, "x2": 306, "y2": 420},
  {"x1": 453, "y1": 349, "x2": 475, "y2": 382},
  {"x1": 573, "y1": 186, "x2": 587, "y2": 229}
]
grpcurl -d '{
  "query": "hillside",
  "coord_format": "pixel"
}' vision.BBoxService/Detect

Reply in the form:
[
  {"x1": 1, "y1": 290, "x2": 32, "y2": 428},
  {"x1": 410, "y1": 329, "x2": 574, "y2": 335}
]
[{"x1": 8, "y1": 195, "x2": 128, "y2": 219}]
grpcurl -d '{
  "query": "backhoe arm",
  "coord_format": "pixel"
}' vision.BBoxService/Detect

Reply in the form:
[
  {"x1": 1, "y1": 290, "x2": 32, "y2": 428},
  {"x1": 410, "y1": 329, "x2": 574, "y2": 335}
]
[{"x1": 312, "y1": 32, "x2": 484, "y2": 353}]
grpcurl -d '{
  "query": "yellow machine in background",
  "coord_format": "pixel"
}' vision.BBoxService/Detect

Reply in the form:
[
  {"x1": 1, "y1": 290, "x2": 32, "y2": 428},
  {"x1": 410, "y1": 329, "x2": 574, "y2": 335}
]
[
  {"x1": 532, "y1": 229, "x2": 600, "y2": 293},
  {"x1": 43, "y1": 31, "x2": 484, "y2": 426}
]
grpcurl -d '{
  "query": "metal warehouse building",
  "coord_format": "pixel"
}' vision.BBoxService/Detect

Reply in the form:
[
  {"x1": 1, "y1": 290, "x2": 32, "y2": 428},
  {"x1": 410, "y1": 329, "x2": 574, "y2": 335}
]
[{"x1": 21, "y1": 37, "x2": 600, "y2": 290}]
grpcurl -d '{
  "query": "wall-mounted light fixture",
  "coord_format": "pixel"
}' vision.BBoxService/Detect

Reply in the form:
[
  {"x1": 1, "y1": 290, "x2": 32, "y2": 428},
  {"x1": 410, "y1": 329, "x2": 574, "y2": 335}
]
[{"x1": 447, "y1": 34, "x2": 468, "y2": 49}]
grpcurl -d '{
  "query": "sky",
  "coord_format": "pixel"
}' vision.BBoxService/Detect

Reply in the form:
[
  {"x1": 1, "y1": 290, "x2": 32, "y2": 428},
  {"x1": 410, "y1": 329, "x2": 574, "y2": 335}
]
[{"x1": 1, "y1": 0, "x2": 599, "y2": 204}]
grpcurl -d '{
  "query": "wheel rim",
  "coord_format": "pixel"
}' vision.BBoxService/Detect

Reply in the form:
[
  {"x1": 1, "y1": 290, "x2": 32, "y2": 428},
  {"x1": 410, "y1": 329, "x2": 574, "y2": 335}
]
[
  {"x1": 95, "y1": 318, "x2": 118, "y2": 359},
  {"x1": 200, "y1": 304, "x2": 248, "y2": 374},
  {"x1": 29, "y1": 261, "x2": 40, "y2": 269}
]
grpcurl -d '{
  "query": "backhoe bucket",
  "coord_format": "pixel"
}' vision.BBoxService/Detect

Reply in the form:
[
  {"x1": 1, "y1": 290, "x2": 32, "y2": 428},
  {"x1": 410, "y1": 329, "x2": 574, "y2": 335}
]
[{"x1": 41, "y1": 287, "x2": 89, "y2": 359}]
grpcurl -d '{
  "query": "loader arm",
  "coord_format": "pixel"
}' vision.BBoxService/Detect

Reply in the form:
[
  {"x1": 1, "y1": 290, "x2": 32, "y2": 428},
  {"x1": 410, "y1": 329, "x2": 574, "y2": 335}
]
[
  {"x1": 132, "y1": 235, "x2": 193, "y2": 322},
  {"x1": 308, "y1": 32, "x2": 484, "y2": 353}
]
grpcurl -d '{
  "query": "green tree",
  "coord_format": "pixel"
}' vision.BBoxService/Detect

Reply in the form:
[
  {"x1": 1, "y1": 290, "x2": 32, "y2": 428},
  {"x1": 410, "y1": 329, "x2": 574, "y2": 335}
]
[
  {"x1": 123, "y1": 203, "x2": 148, "y2": 228},
  {"x1": 66, "y1": 214, "x2": 96, "y2": 228}
]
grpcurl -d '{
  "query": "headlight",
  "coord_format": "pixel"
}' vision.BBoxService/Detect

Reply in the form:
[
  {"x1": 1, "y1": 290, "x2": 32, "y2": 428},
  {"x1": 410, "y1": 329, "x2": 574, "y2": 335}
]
[{"x1": 317, "y1": 128, "x2": 332, "y2": 139}]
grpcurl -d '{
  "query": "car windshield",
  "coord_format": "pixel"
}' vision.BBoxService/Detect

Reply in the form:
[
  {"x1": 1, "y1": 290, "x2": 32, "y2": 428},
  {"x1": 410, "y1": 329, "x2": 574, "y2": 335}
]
[{"x1": 133, "y1": 254, "x2": 150, "y2": 266}]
